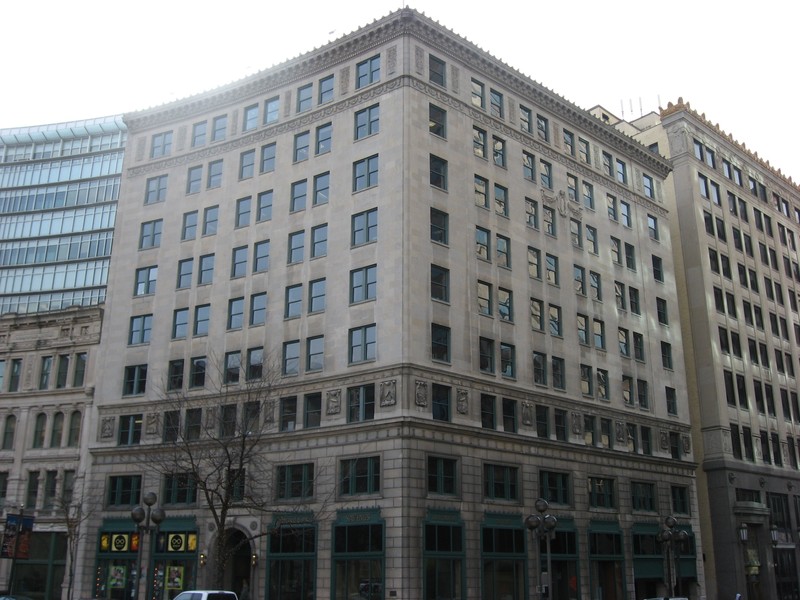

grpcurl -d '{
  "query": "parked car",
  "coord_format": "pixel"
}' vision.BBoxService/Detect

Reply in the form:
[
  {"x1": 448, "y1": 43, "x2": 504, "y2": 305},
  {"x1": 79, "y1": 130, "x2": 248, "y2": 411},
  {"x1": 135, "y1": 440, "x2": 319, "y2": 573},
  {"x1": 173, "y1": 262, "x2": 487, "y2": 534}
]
[{"x1": 173, "y1": 591, "x2": 238, "y2": 600}]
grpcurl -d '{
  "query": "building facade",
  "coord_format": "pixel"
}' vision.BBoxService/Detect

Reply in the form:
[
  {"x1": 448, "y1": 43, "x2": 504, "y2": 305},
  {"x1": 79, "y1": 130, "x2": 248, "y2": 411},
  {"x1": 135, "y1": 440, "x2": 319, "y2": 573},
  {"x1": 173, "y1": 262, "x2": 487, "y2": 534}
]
[
  {"x1": 0, "y1": 306, "x2": 101, "y2": 599},
  {"x1": 615, "y1": 100, "x2": 800, "y2": 600},
  {"x1": 80, "y1": 9, "x2": 701, "y2": 600},
  {"x1": 0, "y1": 116, "x2": 126, "y2": 315}
]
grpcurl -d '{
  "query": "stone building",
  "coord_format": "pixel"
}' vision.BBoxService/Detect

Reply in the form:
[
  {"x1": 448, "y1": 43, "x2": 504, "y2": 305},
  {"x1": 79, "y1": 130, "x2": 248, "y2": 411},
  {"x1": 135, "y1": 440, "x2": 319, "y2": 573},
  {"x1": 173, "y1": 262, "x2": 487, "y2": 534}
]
[
  {"x1": 0, "y1": 306, "x2": 101, "y2": 598},
  {"x1": 615, "y1": 100, "x2": 800, "y2": 600},
  {"x1": 81, "y1": 9, "x2": 701, "y2": 600}
]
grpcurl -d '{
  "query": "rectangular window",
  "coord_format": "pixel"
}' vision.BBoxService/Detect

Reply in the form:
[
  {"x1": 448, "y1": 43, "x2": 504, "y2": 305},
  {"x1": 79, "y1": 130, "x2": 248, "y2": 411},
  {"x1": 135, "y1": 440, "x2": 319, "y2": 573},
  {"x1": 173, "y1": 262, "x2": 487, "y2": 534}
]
[
  {"x1": 224, "y1": 351, "x2": 241, "y2": 384},
  {"x1": 277, "y1": 463, "x2": 314, "y2": 499},
  {"x1": 227, "y1": 297, "x2": 244, "y2": 329},
  {"x1": 431, "y1": 323, "x2": 450, "y2": 362},
  {"x1": 198, "y1": 254, "x2": 214, "y2": 284},
  {"x1": 107, "y1": 475, "x2": 141, "y2": 506},
  {"x1": 543, "y1": 205, "x2": 556, "y2": 235},
  {"x1": 297, "y1": 83, "x2": 313, "y2": 112},
  {"x1": 432, "y1": 384, "x2": 451, "y2": 422},
  {"x1": 502, "y1": 398, "x2": 517, "y2": 432},
  {"x1": 540, "y1": 160, "x2": 552, "y2": 189},
  {"x1": 431, "y1": 265, "x2": 449, "y2": 302},
  {"x1": 151, "y1": 131, "x2": 173, "y2": 158},
  {"x1": 128, "y1": 314, "x2": 152, "y2": 345},
  {"x1": 430, "y1": 155, "x2": 448, "y2": 190},
  {"x1": 483, "y1": 464, "x2": 518, "y2": 500},
  {"x1": 190, "y1": 357, "x2": 206, "y2": 388},
  {"x1": 473, "y1": 127, "x2": 487, "y2": 158},
  {"x1": 211, "y1": 115, "x2": 227, "y2": 141},
  {"x1": 181, "y1": 211, "x2": 197, "y2": 241},
  {"x1": 139, "y1": 219, "x2": 162, "y2": 249},
  {"x1": 316, "y1": 123, "x2": 332, "y2": 155},
  {"x1": 349, "y1": 324, "x2": 376, "y2": 363},
  {"x1": 243, "y1": 104, "x2": 258, "y2": 130},
  {"x1": 253, "y1": 240, "x2": 270, "y2": 272},
  {"x1": 134, "y1": 266, "x2": 157, "y2": 296},
  {"x1": 191, "y1": 121, "x2": 206, "y2": 147},
  {"x1": 347, "y1": 384, "x2": 375, "y2": 422},
  {"x1": 352, "y1": 208, "x2": 378, "y2": 246},
  {"x1": 540, "y1": 470, "x2": 570, "y2": 505},
  {"x1": 193, "y1": 304, "x2": 210, "y2": 336},
  {"x1": 481, "y1": 394, "x2": 496, "y2": 429},
  {"x1": 356, "y1": 55, "x2": 380, "y2": 88},
  {"x1": 283, "y1": 340, "x2": 300, "y2": 375},
  {"x1": 264, "y1": 97, "x2": 279, "y2": 124},
  {"x1": 536, "y1": 114, "x2": 549, "y2": 142},
  {"x1": 239, "y1": 149, "x2": 255, "y2": 179},
  {"x1": 353, "y1": 155, "x2": 379, "y2": 191},
  {"x1": 207, "y1": 160, "x2": 223, "y2": 188},
  {"x1": 305, "y1": 393, "x2": 322, "y2": 428},
  {"x1": 231, "y1": 246, "x2": 247, "y2": 278},
  {"x1": 589, "y1": 477, "x2": 615, "y2": 508},
  {"x1": 429, "y1": 103, "x2": 446, "y2": 137},
  {"x1": 257, "y1": 190, "x2": 273, "y2": 221},
  {"x1": 350, "y1": 265, "x2": 377, "y2": 303},
  {"x1": 313, "y1": 172, "x2": 330, "y2": 205},
  {"x1": 429, "y1": 55, "x2": 446, "y2": 86},
  {"x1": 202, "y1": 205, "x2": 218, "y2": 235},
  {"x1": 489, "y1": 89, "x2": 504, "y2": 118},
  {"x1": 427, "y1": 456, "x2": 457, "y2": 495},
  {"x1": 294, "y1": 131, "x2": 310, "y2": 162},
  {"x1": 122, "y1": 366, "x2": 147, "y2": 396},
  {"x1": 355, "y1": 104, "x2": 380, "y2": 139},
  {"x1": 235, "y1": 196, "x2": 251, "y2": 228},
  {"x1": 288, "y1": 231, "x2": 305, "y2": 263},
  {"x1": 118, "y1": 414, "x2": 143, "y2": 445},
  {"x1": 311, "y1": 224, "x2": 328, "y2": 257},
  {"x1": 479, "y1": 337, "x2": 494, "y2": 373},
  {"x1": 319, "y1": 74, "x2": 334, "y2": 103},
  {"x1": 260, "y1": 143, "x2": 276, "y2": 173},
  {"x1": 340, "y1": 456, "x2": 380, "y2": 495},
  {"x1": 308, "y1": 278, "x2": 326, "y2": 313}
]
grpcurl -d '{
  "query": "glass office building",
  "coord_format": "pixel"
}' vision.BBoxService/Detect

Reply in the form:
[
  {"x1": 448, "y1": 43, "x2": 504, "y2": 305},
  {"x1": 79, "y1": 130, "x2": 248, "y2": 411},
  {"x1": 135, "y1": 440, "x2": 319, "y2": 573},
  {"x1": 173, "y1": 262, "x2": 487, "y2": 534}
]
[{"x1": 0, "y1": 116, "x2": 126, "y2": 314}]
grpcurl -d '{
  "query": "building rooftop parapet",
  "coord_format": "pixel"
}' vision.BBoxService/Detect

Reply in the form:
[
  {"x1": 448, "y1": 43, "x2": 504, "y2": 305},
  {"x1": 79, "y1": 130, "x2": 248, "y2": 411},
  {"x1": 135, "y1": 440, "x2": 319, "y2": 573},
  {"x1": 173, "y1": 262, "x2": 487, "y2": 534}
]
[
  {"x1": 661, "y1": 97, "x2": 799, "y2": 191},
  {"x1": 0, "y1": 114, "x2": 126, "y2": 145}
]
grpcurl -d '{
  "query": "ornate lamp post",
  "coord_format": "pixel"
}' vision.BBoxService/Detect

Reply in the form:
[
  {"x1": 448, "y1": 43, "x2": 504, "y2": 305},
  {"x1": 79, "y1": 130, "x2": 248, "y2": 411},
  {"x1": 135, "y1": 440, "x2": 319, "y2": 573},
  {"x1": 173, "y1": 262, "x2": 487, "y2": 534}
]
[
  {"x1": 525, "y1": 498, "x2": 558, "y2": 600},
  {"x1": 131, "y1": 492, "x2": 166, "y2": 600},
  {"x1": 657, "y1": 515, "x2": 689, "y2": 598}
]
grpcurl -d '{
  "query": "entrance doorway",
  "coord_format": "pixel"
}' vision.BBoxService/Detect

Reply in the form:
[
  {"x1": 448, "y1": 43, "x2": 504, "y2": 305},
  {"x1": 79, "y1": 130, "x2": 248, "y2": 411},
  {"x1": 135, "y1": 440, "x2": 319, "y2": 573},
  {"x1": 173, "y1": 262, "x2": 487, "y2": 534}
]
[{"x1": 224, "y1": 529, "x2": 252, "y2": 598}]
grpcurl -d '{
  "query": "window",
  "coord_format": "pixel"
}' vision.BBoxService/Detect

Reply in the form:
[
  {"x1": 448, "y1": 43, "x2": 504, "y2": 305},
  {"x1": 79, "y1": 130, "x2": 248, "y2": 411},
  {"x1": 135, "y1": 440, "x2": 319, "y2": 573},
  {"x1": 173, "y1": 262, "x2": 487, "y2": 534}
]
[
  {"x1": 180, "y1": 211, "x2": 197, "y2": 241},
  {"x1": 316, "y1": 123, "x2": 332, "y2": 154},
  {"x1": 193, "y1": 304, "x2": 210, "y2": 336},
  {"x1": 257, "y1": 190, "x2": 273, "y2": 222},
  {"x1": 311, "y1": 172, "x2": 330, "y2": 206},
  {"x1": 305, "y1": 393, "x2": 322, "y2": 428},
  {"x1": 107, "y1": 475, "x2": 141, "y2": 506},
  {"x1": 563, "y1": 129, "x2": 575, "y2": 155},
  {"x1": 191, "y1": 121, "x2": 206, "y2": 147},
  {"x1": 430, "y1": 208, "x2": 448, "y2": 245},
  {"x1": 348, "y1": 384, "x2": 375, "y2": 423},
  {"x1": 118, "y1": 414, "x2": 143, "y2": 445},
  {"x1": 432, "y1": 384, "x2": 451, "y2": 422},
  {"x1": 250, "y1": 241, "x2": 270, "y2": 275},
  {"x1": 355, "y1": 104, "x2": 380, "y2": 139},
  {"x1": 308, "y1": 278, "x2": 326, "y2": 313},
  {"x1": 431, "y1": 265, "x2": 449, "y2": 302},
  {"x1": 264, "y1": 97, "x2": 279, "y2": 124},
  {"x1": 189, "y1": 357, "x2": 206, "y2": 388},
  {"x1": 260, "y1": 143, "x2": 276, "y2": 173},
  {"x1": 586, "y1": 225, "x2": 598, "y2": 253},
  {"x1": 283, "y1": 341, "x2": 300, "y2": 376},
  {"x1": 533, "y1": 352, "x2": 547, "y2": 385},
  {"x1": 489, "y1": 89, "x2": 504, "y2": 118},
  {"x1": 242, "y1": 103, "x2": 258, "y2": 130},
  {"x1": 652, "y1": 255, "x2": 664, "y2": 282},
  {"x1": 661, "y1": 342, "x2": 673, "y2": 369},
  {"x1": 198, "y1": 254, "x2": 214, "y2": 284},
  {"x1": 176, "y1": 259, "x2": 192, "y2": 289},
  {"x1": 128, "y1": 314, "x2": 152, "y2": 345},
  {"x1": 427, "y1": 456, "x2": 457, "y2": 496},
  {"x1": 429, "y1": 104, "x2": 446, "y2": 137},
  {"x1": 473, "y1": 127, "x2": 487, "y2": 158},
  {"x1": 239, "y1": 149, "x2": 255, "y2": 179},
  {"x1": 73, "y1": 356, "x2": 86, "y2": 389},
  {"x1": 277, "y1": 463, "x2": 314, "y2": 499},
  {"x1": 528, "y1": 246, "x2": 541, "y2": 279},
  {"x1": 540, "y1": 471, "x2": 570, "y2": 505},
  {"x1": 657, "y1": 297, "x2": 669, "y2": 324},
  {"x1": 294, "y1": 131, "x2": 310, "y2": 162},
  {"x1": 311, "y1": 224, "x2": 328, "y2": 258},
  {"x1": 545, "y1": 254, "x2": 559, "y2": 285},
  {"x1": 356, "y1": 55, "x2": 380, "y2": 88},
  {"x1": 144, "y1": 175, "x2": 167, "y2": 204},
  {"x1": 631, "y1": 481, "x2": 656, "y2": 511},
  {"x1": 207, "y1": 160, "x2": 223, "y2": 188},
  {"x1": 643, "y1": 174, "x2": 654, "y2": 199},
  {"x1": 483, "y1": 464, "x2": 518, "y2": 500},
  {"x1": 549, "y1": 304, "x2": 562, "y2": 336},
  {"x1": 134, "y1": 266, "x2": 157, "y2": 296},
  {"x1": 307, "y1": 336, "x2": 324, "y2": 372},
  {"x1": 479, "y1": 337, "x2": 494, "y2": 373},
  {"x1": 122, "y1": 366, "x2": 147, "y2": 396},
  {"x1": 351, "y1": 208, "x2": 378, "y2": 246},
  {"x1": 297, "y1": 84, "x2": 313, "y2": 112},
  {"x1": 353, "y1": 155, "x2": 379, "y2": 191},
  {"x1": 430, "y1": 155, "x2": 448, "y2": 190},
  {"x1": 230, "y1": 246, "x2": 248, "y2": 278},
  {"x1": 471, "y1": 79, "x2": 485, "y2": 108},
  {"x1": 540, "y1": 159, "x2": 552, "y2": 189},
  {"x1": 492, "y1": 137, "x2": 506, "y2": 167},
  {"x1": 429, "y1": 54, "x2": 446, "y2": 86},
  {"x1": 536, "y1": 114, "x2": 549, "y2": 142},
  {"x1": 588, "y1": 477, "x2": 615, "y2": 508},
  {"x1": 431, "y1": 323, "x2": 450, "y2": 362},
  {"x1": 500, "y1": 343, "x2": 515, "y2": 377},
  {"x1": 502, "y1": 398, "x2": 517, "y2": 432},
  {"x1": 224, "y1": 351, "x2": 241, "y2": 384},
  {"x1": 285, "y1": 284, "x2": 303, "y2": 318},
  {"x1": 494, "y1": 184, "x2": 507, "y2": 216},
  {"x1": 349, "y1": 324, "x2": 376, "y2": 363},
  {"x1": 340, "y1": 456, "x2": 380, "y2": 495},
  {"x1": 163, "y1": 473, "x2": 197, "y2": 505},
  {"x1": 279, "y1": 397, "x2": 298, "y2": 432},
  {"x1": 212, "y1": 115, "x2": 227, "y2": 141},
  {"x1": 151, "y1": 131, "x2": 172, "y2": 158},
  {"x1": 543, "y1": 206, "x2": 556, "y2": 235},
  {"x1": 615, "y1": 159, "x2": 627, "y2": 184},
  {"x1": 319, "y1": 74, "x2": 334, "y2": 103},
  {"x1": 351, "y1": 265, "x2": 377, "y2": 303},
  {"x1": 38, "y1": 356, "x2": 52, "y2": 390},
  {"x1": 139, "y1": 219, "x2": 162, "y2": 250},
  {"x1": 227, "y1": 297, "x2": 244, "y2": 329},
  {"x1": 247, "y1": 347, "x2": 264, "y2": 380},
  {"x1": 620, "y1": 200, "x2": 631, "y2": 227},
  {"x1": 624, "y1": 243, "x2": 636, "y2": 270},
  {"x1": 288, "y1": 231, "x2": 305, "y2": 263},
  {"x1": 202, "y1": 205, "x2": 218, "y2": 235}
]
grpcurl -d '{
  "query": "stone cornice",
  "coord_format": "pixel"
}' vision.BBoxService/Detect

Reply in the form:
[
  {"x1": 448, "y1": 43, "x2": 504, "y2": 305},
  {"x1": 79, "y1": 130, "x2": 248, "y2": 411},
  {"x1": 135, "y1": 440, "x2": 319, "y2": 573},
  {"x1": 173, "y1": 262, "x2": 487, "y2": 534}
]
[
  {"x1": 661, "y1": 97, "x2": 799, "y2": 192},
  {"x1": 121, "y1": 7, "x2": 669, "y2": 180}
]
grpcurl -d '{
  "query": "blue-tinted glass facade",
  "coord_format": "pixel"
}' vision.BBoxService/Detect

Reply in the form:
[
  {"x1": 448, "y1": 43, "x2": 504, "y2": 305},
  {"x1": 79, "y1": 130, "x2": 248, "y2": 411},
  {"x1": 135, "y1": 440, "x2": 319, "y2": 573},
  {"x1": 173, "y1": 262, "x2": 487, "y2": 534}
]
[{"x1": 0, "y1": 115, "x2": 126, "y2": 313}]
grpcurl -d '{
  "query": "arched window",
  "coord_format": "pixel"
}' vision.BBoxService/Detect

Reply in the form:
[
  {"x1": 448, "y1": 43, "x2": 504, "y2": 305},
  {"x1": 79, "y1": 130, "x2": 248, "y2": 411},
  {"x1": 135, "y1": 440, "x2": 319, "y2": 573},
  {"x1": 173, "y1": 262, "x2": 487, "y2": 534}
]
[
  {"x1": 2, "y1": 415, "x2": 15, "y2": 450},
  {"x1": 33, "y1": 413, "x2": 47, "y2": 449},
  {"x1": 67, "y1": 410, "x2": 82, "y2": 447},
  {"x1": 50, "y1": 412, "x2": 64, "y2": 448}
]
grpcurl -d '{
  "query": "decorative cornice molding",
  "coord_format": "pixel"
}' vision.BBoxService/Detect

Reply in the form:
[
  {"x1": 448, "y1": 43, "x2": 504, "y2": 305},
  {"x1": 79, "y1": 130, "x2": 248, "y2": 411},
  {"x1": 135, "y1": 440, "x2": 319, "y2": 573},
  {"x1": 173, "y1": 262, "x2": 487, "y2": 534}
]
[{"x1": 661, "y1": 97, "x2": 799, "y2": 191}]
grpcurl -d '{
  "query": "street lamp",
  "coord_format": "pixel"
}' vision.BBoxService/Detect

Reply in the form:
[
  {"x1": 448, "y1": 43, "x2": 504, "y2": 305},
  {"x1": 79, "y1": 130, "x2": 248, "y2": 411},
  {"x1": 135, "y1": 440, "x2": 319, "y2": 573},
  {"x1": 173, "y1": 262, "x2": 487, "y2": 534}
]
[
  {"x1": 131, "y1": 492, "x2": 166, "y2": 600},
  {"x1": 657, "y1": 515, "x2": 689, "y2": 598},
  {"x1": 525, "y1": 498, "x2": 558, "y2": 600}
]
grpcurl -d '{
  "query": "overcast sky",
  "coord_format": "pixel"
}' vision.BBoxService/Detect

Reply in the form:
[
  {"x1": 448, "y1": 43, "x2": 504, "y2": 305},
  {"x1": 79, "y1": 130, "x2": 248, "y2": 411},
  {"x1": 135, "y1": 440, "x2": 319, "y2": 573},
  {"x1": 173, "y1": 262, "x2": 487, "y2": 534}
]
[{"x1": 3, "y1": 0, "x2": 797, "y2": 181}]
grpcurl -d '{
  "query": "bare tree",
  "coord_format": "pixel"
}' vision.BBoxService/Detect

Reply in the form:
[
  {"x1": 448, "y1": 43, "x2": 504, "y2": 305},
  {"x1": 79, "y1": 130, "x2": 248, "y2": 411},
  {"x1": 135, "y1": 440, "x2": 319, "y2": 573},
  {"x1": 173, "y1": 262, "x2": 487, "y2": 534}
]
[
  {"x1": 153, "y1": 352, "x2": 332, "y2": 589},
  {"x1": 57, "y1": 474, "x2": 97, "y2": 600}
]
